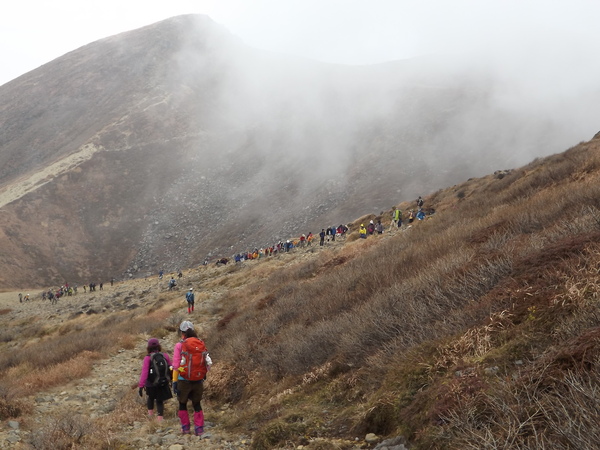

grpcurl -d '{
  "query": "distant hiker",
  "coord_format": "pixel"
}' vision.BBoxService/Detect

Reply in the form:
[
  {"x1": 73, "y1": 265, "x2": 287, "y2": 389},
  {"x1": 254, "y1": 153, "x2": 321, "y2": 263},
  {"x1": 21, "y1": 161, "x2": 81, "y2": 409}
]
[
  {"x1": 408, "y1": 210, "x2": 415, "y2": 224},
  {"x1": 138, "y1": 338, "x2": 173, "y2": 422},
  {"x1": 169, "y1": 278, "x2": 177, "y2": 290},
  {"x1": 24, "y1": 294, "x2": 30, "y2": 302},
  {"x1": 99, "y1": 283, "x2": 103, "y2": 291},
  {"x1": 319, "y1": 229, "x2": 326, "y2": 246},
  {"x1": 307, "y1": 232, "x2": 314, "y2": 246},
  {"x1": 172, "y1": 320, "x2": 211, "y2": 436},
  {"x1": 83, "y1": 285, "x2": 87, "y2": 293},
  {"x1": 417, "y1": 196, "x2": 424, "y2": 208},
  {"x1": 18, "y1": 293, "x2": 22, "y2": 303},
  {"x1": 391, "y1": 207, "x2": 402, "y2": 229},
  {"x1": 375, "y1": 220, "x2": 384, "y2": 234},
  {"x1": 359, "y1": 224, "x2": 367, "y2": 239},
  {"x1": 367, "y1": 220, "x2": 375, "y2": 235},
  {"x1": 186, "y1": 288, "x2": 195, "y2": 314},
  {"x1": 159, "y1": 270, "x2": 164, "y2": 280},
  {"x1": 416, "y1": 209, "x2": 426, "y2": 221},
  {"x1": 110, "y1": 278, "x2": 114, "y2": 286},
  {"x1": 178, "y1": 271, "x2": 183, "y2": 279}
]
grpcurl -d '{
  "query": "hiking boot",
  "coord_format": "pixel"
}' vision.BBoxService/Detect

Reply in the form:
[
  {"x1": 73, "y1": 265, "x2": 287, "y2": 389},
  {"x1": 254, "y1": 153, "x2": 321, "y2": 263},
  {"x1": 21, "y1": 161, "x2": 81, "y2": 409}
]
[
  {"x1": 156, "y1": 416, "x2": 164, "y2": 423},
  {"x1": 182, "y1": 424, "x2": 191, "y2": 435}
]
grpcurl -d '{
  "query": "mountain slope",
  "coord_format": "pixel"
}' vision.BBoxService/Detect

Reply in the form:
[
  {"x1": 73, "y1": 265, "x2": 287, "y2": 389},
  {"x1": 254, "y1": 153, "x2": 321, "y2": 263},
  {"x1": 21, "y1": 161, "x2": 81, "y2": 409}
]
[
  {"x1": 0, "y1": 14, "x2": 596, "y2": 288},
  {"x1": 1, "y1": 135, "x2": 600, "y2": 448}
]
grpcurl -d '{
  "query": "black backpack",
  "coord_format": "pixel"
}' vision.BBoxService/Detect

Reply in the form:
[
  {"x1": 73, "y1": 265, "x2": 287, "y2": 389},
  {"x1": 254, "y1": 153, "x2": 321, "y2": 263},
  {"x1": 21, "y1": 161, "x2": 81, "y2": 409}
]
[{"x1": 148, "y1": 353, "x2": 170, "y2": 387}]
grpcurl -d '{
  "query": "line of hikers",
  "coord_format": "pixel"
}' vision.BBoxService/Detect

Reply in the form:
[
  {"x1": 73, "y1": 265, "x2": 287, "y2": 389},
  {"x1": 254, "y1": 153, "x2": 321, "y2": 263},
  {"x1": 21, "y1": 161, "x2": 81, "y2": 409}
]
[
  {"x1": 136, "y1": 320, "x2": 212, "y2": 437},
  {"x1": 229, "y1": 225, "x2": 350, "y2": 263},
  {"x1": 211, "y1": 196, "x2": 434, "y2": 263},
  {"x1": 19, "y1": 278, "x2": 118, "y2": 305}
]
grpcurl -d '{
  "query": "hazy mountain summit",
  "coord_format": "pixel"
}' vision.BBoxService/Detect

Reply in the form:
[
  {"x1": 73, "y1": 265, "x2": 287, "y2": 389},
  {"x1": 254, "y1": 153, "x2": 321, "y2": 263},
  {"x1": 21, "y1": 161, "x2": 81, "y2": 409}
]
[{"x1": 0, "y1": 14, "x2": 592, "y2": 287}]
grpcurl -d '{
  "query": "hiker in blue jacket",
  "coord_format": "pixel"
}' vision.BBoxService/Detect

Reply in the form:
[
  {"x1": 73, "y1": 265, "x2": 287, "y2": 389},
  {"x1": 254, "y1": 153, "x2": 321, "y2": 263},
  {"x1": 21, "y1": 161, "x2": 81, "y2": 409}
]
[{"x1": 186, "y1": 288, "x2": 195, "y2": 314}]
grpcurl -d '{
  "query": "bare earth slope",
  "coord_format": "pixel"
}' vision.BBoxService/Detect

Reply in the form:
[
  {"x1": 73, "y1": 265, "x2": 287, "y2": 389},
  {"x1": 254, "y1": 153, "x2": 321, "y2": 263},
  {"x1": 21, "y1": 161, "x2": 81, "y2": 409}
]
[{"x1": 0, "y1": 15, "x2": 595, "y2": 289}]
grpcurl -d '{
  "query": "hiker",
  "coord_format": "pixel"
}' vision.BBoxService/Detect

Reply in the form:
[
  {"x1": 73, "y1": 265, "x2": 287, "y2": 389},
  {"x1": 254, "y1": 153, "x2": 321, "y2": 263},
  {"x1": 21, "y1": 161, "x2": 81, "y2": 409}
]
[
  {"x1": 408, "y1": 210, "x2": 415, "y2": 224},
  {"x1": 367, "y1": 220, "x2": 375, "y2": 235},
  {"x1": 359, "y1": 224, "x2": 367, "y2": 239},
  {"x1": 159, "y1": 270, "x2": 164, "y2": 280},
  {"x1": 172, "y1": 320, "x2": 211, "y2": 436},
  {"x1": 417, "y1": 196, "x2": 424, "y2": 208},
  {"x1": 391, "y1": 207, "x2": 402, "y2": 229},
  {"x1": 18, "y1": 293, "x2": 22, "y2": 303},
  {"x1": 375, "y1": 220, "x2": 384, "y2": 234},
  {"x1": 186, "y1": 288, "x2": 195, "y2": 314},
  {"x1": 319, "y1": 229, "x2": 326, "y2": 246},
  {"x1": 138, "y1": 338, "x2": 173, "y2": 422},
  {"x1": 111, "y1": 278, "x2": 114, "y2": 286},
  {"x1": 416, "y1": 209, "x2": 426, "y2": 221},
  {"x1": 178, "y1": 271, "x2": 183, "y2": 279},
  {"x1": 168, "y1": 277, "x2": 177, "y2": 290}
]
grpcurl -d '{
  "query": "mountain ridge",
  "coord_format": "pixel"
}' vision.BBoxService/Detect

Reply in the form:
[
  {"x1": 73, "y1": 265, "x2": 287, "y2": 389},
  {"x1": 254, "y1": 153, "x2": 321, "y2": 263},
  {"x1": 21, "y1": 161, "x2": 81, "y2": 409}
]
[{"x1": 0, "y1": 14, "x2": 596, "y2": 288}]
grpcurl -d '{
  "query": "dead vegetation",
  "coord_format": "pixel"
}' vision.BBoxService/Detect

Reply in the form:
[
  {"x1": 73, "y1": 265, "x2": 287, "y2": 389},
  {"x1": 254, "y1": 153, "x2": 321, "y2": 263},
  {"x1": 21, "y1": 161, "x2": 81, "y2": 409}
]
[
  {"x1": 204, "y1": 138, "x2": 600, "y2": 448},
  {"x1": 1, "y1": 138, "x2": 600, "y2": 448}
]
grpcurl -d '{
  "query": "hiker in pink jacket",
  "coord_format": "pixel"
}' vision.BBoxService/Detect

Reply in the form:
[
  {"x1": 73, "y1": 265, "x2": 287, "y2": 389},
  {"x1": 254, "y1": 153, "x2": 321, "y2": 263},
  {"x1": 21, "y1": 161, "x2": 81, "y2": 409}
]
[{"x1": 138, "y1": 338, "x2": 173, "y2": 421}]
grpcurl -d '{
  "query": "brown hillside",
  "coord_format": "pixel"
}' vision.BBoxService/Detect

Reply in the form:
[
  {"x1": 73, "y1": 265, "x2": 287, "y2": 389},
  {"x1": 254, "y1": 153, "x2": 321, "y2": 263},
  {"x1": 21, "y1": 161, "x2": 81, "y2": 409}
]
[
  {"x1": 0, "y1": 137, "x2": 600, "y2": 448},
  {"x1": 0, "y1": 15, "x2": 592, "y2": 288}
]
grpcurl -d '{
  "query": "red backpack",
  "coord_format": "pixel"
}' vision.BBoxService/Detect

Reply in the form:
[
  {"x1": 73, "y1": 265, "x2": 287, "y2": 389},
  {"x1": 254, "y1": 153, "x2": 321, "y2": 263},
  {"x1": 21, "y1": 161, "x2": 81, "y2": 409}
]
[{"x1": 179, "y1": 337, "x2": 208, "y2": 381}]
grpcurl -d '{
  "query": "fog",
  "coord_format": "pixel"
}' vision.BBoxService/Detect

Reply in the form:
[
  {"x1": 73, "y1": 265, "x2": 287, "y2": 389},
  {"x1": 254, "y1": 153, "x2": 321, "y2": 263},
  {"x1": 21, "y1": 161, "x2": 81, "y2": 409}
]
[
  {"x1": 3, "y1": 2, "x2": 600, "y2": 277},
  {"x1": 164, "y1": 12, "x2": 600, "y2": 190}
]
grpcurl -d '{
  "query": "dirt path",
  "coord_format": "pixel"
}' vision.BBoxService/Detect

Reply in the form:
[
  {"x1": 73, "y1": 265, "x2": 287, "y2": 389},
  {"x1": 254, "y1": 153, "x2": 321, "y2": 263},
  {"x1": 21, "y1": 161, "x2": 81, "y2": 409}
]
[
  {"x1": 0, "y1": 237, "x2": 385, "y2": 448},
  {"x1": 0, "y1": 272, "x2": 254, "y2": 448}
]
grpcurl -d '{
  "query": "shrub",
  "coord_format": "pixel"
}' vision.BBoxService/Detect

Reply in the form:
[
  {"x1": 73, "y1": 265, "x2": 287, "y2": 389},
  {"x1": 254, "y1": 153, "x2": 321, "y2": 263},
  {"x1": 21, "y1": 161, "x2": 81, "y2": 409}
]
[{"x1": 29, "y1": 412, "x2": 92, "y2": 450}]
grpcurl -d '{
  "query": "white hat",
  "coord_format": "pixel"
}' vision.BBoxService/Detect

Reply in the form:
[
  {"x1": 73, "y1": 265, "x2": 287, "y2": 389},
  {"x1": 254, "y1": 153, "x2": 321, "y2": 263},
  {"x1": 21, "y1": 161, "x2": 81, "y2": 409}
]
[
  {"x1": 189, "y1": 288, "x2": 193, "y2": 291},
  {"x1": 180, "y1": 320, "x2": 194, "y2": 332}
]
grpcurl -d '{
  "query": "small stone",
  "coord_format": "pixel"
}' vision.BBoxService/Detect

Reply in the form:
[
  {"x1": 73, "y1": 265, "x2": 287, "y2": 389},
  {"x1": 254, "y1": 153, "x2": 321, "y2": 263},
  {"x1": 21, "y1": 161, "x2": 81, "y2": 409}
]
[
  {"x1": 8, "y1": 421, "x2": 20, "y2": 429},
  {"x1": 168, "y1": 445, "x2": 184, "y2": 450},
  {"x1": 366, "y1": 433, "x2": 379, "y2": 444},
  {"x1": 484, "y1": 366, "x2": 499, "y2": 376}
]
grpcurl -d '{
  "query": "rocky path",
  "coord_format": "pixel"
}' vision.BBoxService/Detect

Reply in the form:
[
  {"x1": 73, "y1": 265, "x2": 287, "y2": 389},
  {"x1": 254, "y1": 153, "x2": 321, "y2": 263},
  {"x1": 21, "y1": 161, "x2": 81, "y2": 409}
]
[
  {"x1": 0, "y1": 275, "x2": 253, "y2": 449},
  {"x1": 0, "y1": 235, "x2": 407, "y2": 449}
]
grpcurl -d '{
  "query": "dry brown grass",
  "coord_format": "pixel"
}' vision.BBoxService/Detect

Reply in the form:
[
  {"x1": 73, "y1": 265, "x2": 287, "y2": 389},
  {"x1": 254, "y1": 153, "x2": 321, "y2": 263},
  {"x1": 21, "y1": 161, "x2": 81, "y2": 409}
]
[
  {"x1": 4, "y1": 138, "x2": 600, "y2": 448},
  {"x1": 200, "y1": 139, "x2": 600, "y2": 448},
  {"x1": 0, "y1": 311, "x2": 166, "y2": 400}
]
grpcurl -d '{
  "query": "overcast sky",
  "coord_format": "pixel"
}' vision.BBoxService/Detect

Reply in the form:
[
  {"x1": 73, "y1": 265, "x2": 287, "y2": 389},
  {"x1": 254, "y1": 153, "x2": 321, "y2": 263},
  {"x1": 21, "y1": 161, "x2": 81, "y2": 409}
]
[{"x1": 1, "y1": 0, "x2": 599, "y2": 87}]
